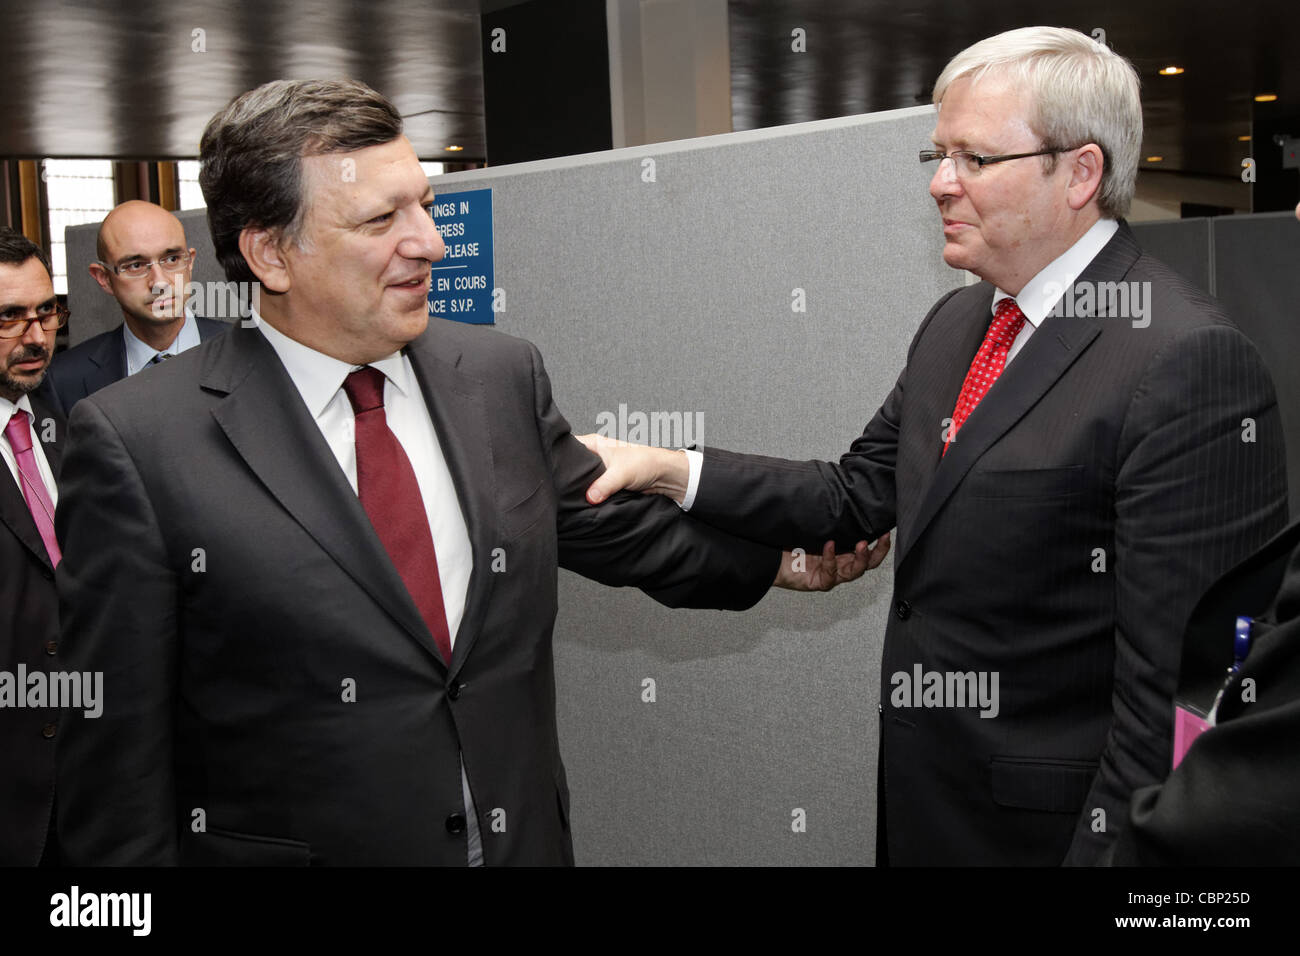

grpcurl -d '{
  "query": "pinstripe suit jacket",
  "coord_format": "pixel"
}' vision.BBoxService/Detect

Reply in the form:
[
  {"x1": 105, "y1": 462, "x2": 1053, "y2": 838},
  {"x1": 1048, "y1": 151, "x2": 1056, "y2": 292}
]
[
  {"x1": 1109, "y1": 518, "x2": 1300, "y2": 864},
  {"x1": 690, "y1": 222, "x2": 1289, "y2": 865}
]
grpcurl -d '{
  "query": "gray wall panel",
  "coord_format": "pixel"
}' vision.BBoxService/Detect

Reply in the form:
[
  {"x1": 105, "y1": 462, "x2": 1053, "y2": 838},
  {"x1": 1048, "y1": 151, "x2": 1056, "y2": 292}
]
[
  {"x1": 435, "y1": 106, "x2": 951, "y2": 864},
  {"x1": 1129, "y1": 218, "x2": 1213, "y2": 293}
]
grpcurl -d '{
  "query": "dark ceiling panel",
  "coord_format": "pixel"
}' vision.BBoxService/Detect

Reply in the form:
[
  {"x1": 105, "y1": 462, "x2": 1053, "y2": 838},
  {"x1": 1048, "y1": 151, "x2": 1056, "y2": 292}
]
[
  {"x1": 727, "y1": 0, "x2": 1300, "y2": 179},
  {"x1": 0, "y1": 0, "x2": 486, "y2": 160},
  {"x1": 2, "y1": 0, "x2": 1298, "y2": 183}
]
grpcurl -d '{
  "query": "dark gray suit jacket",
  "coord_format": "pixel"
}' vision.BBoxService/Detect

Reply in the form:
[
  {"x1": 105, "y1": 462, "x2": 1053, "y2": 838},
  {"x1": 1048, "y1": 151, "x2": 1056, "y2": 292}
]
[
  {"x1": 685, "y1": 223, "x2": 1288, "y2": 865},
  {"x1": 45, "y1": 315, "x2": 230, "y2": 415},
  {"x1": 1109, "y1": 518, "x2": 1300, "y2": 864},
  {"x1": 54, "y1": 318, "x2": 779, "y2": 865},
  {"x1": 0, "y1": 389, "x2": 65, "y2": 865}
]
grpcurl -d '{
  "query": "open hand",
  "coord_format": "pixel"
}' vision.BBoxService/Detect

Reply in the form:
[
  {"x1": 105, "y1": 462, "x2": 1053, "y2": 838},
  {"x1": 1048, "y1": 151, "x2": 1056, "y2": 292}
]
[{"x1": 774, "y1": 534, "x2": 891, "y2": 591}]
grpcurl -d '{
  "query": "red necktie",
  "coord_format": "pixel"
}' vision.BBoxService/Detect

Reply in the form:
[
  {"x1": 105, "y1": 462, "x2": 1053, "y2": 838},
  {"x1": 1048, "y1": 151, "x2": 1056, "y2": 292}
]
[
  {"x1": 4, "y1": 409, "x2": 60, "y2": 566},
  {"x1": 343, "y1": 367, "x2": 453, "y2": 664},
  {"x1": 943, "y1": 298, "x2": 1027, "y2": 455}
]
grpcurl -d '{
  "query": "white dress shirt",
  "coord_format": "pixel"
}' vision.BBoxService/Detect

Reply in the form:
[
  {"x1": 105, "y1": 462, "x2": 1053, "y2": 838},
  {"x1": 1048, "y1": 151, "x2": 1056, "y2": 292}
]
[
  {"x1": 1, "y1": 393, "x2": 58, "y2": 507},
  {"x1": 254, "y1": 314, "x2": 482, "y2": 865},
  {"x1": 679, "y1": 218, "x2": 1121, "y2": 510},
  {"x1": 254, "y1": 315, "x2": 473, "y2": 646},
  {"x1": 124, "y1": 308, "x2": 204, "y2": 376}
]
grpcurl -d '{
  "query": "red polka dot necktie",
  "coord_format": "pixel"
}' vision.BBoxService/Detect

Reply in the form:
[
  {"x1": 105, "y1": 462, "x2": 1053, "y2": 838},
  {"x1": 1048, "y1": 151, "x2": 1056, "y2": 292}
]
[
  {"x1": 942, "y1": 298, "x2": 1027, "y2": 455},
  {"x1": 343, "y1": 367, "x2": 453, "y2": 665}
]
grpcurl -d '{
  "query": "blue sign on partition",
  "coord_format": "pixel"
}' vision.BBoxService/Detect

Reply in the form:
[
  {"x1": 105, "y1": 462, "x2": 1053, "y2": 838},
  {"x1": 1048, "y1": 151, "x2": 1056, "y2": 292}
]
[{"x1": 428, "y1": 188, "x2": 495, "y2": 325}]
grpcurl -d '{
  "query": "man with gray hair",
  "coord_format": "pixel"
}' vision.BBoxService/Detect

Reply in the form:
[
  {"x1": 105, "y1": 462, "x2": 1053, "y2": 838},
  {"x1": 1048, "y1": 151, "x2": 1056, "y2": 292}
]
[
  {"x1": 580, "y1": 26, "x2": 1288, "y2": 864},
  {"x1": 51, "y1": 79, "x2": 853, "y2": 866}
]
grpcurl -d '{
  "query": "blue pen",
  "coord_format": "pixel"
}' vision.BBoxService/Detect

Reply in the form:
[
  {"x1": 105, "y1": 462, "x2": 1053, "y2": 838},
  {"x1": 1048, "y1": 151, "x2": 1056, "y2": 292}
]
[
  {"x1": 1209, "y1": 616, "x2": 1254, "y2": 724},
  {"x1": 1232, "y1": 616, "x2": 1253, "y2": 674}
]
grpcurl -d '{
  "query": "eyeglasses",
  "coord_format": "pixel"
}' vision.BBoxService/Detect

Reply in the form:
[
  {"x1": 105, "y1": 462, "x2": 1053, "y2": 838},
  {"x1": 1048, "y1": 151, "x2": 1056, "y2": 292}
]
[
  {"x1": 98, "y1": 251, "x2": 193, "y2": 279},
  {"x1": 920, "y1": 146, "x2": 1081, "y2": 178},
  {"x1": 0, "y1": 303, "x2": 69, "y2": 339}
]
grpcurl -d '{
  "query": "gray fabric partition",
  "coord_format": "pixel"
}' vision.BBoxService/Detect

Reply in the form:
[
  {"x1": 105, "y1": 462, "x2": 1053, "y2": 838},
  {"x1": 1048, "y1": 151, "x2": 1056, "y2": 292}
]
[
  {"x1": 63, "y1": 105, "x2": 955, "y2": 864},
  {"x1": 1127, "y1": 218, "x2": 1212, "y2": 293},
  {"x1": 434, "y1": 107, "x2": 950, "y2": 864},
  {"x1": 1132, "y1": 213, "x2": 1300, "y2": 516}
]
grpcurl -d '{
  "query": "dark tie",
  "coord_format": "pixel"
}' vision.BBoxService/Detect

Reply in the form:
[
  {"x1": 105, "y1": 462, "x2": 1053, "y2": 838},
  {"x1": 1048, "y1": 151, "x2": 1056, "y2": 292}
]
[
  {"x1": 342, "y1": 367, "x2": 453, "y2": 664},
  {"x1": 4, "y1": 410, "x2": 61, "y2": 566},
  {"x1": 148, "y1": 352, "x2": 172, "y2": 365},
  {"x1": 943, "y1": 298, "x2": 1027, "y2": 455}
]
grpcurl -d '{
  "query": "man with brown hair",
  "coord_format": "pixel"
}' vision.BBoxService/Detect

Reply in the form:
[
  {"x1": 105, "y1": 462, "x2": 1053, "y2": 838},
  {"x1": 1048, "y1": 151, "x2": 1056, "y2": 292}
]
[
  {"x1": 0, "y1": 227, "x2": 66, "y2": 866},
  {"x1": 53, "y1": 79, "x2": 858, "y2": 866}
]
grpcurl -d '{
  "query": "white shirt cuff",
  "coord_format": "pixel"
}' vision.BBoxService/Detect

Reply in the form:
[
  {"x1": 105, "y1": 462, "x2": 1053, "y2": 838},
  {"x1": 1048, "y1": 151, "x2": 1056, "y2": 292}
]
[{"x1": 679, "y1": 448, "x2": 703, "y2": 511}]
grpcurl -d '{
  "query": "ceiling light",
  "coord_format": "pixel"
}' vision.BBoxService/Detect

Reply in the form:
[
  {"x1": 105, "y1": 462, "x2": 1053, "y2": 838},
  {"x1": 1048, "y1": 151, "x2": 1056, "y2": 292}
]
[
  {"x1": 1255, "y1": 94, "x2": 1278, "y2": 102},
  {"x1": 1158, "y1": 66, "x2": 1184, "y2": 76},
  {"x1": 1145, "y1": 156, "x2": 1164, "y2": 162},
  {"x1": 445, "y1": 145, "x2": 465, "y2": 152}
]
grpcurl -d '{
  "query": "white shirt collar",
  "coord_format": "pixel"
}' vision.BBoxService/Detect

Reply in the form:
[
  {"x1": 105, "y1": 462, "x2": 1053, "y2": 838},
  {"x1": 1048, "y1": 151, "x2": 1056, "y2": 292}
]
[
  {"x1": 992, "y1": 218, "x2": 1119, "y2": 327},
  {"x1": 250, "y1": 311, "x2": 410, "y2": 420},
  {"x1": 123, "y1": 307, "x2": 203, "y2": 375},
  {"x1": 0, "y1": 392, "x2": 35, "y2": 427}
]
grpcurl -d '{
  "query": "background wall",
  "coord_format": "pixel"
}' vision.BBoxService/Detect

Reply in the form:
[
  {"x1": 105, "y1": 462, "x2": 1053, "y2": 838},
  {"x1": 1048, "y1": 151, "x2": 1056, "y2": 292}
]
[{"x1": 430, "y1": 106, "x2": 950, "y2": 864}]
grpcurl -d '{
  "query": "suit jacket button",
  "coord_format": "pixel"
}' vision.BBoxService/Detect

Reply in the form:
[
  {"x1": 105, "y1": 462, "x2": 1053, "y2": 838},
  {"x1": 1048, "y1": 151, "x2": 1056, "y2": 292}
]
[
  {"x1": 45, "y1": 640, "x2": 58, "y2": 655},
  {"x1": 895, "y1": 599, "x2": 912, "y2": 620},
  {"x1": 42, "y1": 723, "x2": 57, "y2": 739},
  {"x1": 42, "y1": 567, "x2": 54, "y2": 581},
  {"x1": 445, "y1": 813, "x2": 467, "y2": 835},
  {"x1": 448, "y1": 682, "x2": 462, "y2": 701}
]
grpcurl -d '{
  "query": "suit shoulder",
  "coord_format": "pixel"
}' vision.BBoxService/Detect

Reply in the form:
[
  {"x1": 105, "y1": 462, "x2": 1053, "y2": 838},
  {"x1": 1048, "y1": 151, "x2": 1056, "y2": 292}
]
[
  {"x1": 422, "y1": 319, "x2": 541, "y2": 373},
  {"x1": 195, "y1": 316, "x2": 233, "y2": 339},
  {"x1": 928, "y1": 281, "x2": 993, "y2": 319},
  {"x1": 1130, "y1": 252, "x2": 1235, "y2": 334},
  {"x1": 918, "y1": 281, "x2": 993, "y2": 335},
  {"x1": 71, "y1": 340, "x2": 209, "y2": 423},
  {"x1": 51, "y1": 325, "x2": 122, "y2": 368}
]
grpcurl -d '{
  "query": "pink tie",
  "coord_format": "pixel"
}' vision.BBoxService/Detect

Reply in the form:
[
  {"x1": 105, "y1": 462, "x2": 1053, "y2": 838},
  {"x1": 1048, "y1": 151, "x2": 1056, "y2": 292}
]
[
  {"x1": 4, "y1": 409, "x2": 60, "y2": 566},
  {"x1": 943, "y1": 298, "x2": 1027, "y2": 455}
]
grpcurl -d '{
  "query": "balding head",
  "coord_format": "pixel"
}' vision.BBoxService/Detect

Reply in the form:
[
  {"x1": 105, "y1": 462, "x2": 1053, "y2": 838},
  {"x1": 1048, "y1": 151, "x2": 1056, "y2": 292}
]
[
  {"x1": 95, "y1": 200, "x2": 187, "y2": 264},
  {"x1": 89, "y1": 201, "x2": 197, "y2": 334}
]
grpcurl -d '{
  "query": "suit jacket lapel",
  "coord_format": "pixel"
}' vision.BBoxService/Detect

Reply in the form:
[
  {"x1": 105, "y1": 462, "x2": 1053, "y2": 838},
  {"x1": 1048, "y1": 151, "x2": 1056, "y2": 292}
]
[
  {"x1": 0, "y1": 469, "x2": 52, "y2": 570},
  {"x1": 30, "y1": 390, "x2": 64, "y2": 478},
  {"x1": 406, "y1": 327, "x2": 499, "y2": 677},
  {"x1": 203, "y1": 324, "x2": 446, "y2": 670},
  {"x1": 84, "y1": 328, "x2": 127, "y2": 395},
  {"x1": 898, "y1": 224, "x2": 1143, "y2": 567}
]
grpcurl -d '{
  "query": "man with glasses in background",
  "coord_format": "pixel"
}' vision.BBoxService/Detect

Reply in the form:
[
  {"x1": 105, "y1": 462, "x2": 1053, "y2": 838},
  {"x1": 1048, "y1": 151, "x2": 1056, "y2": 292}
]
[
  {"x1": 579, "y1": 26, "x2": 1288, "y2": 864},
  {"x1": 45, "y1": 200, "x2": 227, "y2": 413},
  {"x1": 0, "y1": 226, "x2": 67, "y2": 866}
]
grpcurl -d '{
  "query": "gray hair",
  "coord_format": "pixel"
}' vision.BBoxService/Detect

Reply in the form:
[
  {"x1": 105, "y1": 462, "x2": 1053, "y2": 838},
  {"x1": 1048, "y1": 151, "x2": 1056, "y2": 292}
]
[
  {"x1": 199, "y1": 79, "x2": 404, "y2": 283},
  {"x1": 932, "y1": 27, "x2": 1142, "y2": 219}
]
